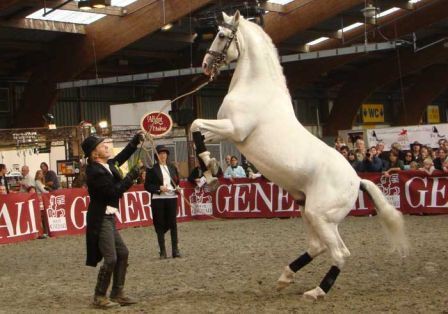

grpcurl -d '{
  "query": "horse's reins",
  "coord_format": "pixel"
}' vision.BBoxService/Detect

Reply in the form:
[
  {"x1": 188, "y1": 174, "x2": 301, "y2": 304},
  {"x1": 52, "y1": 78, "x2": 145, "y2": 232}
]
[
  {"x1": 136, "y1": 20, "x2": 241, "y2": 166},
  {"x1": 132, "y1": 21, "x2": 240, "y2": 214}
]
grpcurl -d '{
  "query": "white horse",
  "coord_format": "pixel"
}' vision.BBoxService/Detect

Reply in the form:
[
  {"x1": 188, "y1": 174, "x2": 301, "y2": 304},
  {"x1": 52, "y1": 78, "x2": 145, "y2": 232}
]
[{"x1": 191, "y1": 11, "x2": 408, "y2": 300}]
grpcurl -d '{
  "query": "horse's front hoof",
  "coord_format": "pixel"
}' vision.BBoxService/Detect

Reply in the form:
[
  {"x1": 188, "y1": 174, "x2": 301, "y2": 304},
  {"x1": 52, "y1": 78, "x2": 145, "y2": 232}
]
[
  {"x1": 302, "y1": 286, "x2": 326, "y2": 301},
  {"x1": 208, "y1": 158, "x2": 220, "y2": 176},
  {"x1": 276, "y1": 266, "x2": 294, "y2": 291}
]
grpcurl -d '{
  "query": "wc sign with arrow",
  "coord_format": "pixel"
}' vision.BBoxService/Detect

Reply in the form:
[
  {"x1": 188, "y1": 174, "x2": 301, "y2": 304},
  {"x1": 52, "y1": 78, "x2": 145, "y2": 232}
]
[{"x1": 362, "y1": 104, "x2": 384, "y2": 123}]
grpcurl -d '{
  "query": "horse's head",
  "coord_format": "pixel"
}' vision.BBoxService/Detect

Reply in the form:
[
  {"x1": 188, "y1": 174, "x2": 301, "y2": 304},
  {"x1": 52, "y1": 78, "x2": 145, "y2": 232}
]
[{"x1": 202, "y1": 11, "x2": 241, "y2": 77}]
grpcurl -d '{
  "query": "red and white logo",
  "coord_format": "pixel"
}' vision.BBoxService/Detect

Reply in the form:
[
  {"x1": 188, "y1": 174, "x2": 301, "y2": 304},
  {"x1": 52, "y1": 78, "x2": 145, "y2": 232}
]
[
  {"x1": 189, "y1": 187, "x2": 213, "y2": 216},
  {"x1": 140, "y1": 112, "x2": 173, "y2": 138},
  {"x1": 377, "y1": 174, "x2": 401, "y2": 208},
  {"x1": 46, "y1": 195, "x2": 67, "y2": 231}
]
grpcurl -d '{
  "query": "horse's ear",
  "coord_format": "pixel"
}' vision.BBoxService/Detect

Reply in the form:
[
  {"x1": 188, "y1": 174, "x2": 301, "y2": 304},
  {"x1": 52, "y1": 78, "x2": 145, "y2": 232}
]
[
  {"x1": 222, "y1": 11, "x2": 230, "y2": 23},
  {"x1": 234, "y1": 10, "x2": 241, "y2": 24}
]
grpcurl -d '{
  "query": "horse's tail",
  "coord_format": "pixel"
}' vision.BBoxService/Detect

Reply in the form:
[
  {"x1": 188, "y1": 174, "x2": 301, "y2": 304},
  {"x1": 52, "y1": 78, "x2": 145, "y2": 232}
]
[{"x1": 360, "y1": 179, "x2": 409, "y2": 257}]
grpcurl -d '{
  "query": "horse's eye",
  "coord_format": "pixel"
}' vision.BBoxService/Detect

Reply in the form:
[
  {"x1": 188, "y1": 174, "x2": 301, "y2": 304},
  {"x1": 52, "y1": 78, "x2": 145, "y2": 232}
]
[{"x1": 218, "y1": 33, "x2": 226, "y2": 39}]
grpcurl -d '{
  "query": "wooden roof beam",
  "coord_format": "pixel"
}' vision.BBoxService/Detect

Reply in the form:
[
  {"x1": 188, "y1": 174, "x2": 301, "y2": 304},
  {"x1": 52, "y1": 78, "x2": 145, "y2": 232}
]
[
  {"x1": 117, "y1": 49, "x2": 180, "y2": 59},
  {"x1": 0, "y1": 18, "x2": 86, "y2": 34},
  {"x1": 324, "y1": 41, "x2": 448, "y2": 136},
  {"x1": 397, "y1": 64, "x2": 448, "y2": 125},
  {"x1": 264, "y1": 0, "x2": 365, "y2": 44},
  {"x1": 15, "y1": 0, "x2": 214, "y2": 127}
]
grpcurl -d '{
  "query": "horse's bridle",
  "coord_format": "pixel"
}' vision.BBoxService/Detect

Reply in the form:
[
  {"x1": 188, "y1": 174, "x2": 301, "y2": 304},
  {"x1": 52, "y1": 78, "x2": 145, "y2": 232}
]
[{"x1": 207, "y1": 22, "x2": 241, "y2": 80}]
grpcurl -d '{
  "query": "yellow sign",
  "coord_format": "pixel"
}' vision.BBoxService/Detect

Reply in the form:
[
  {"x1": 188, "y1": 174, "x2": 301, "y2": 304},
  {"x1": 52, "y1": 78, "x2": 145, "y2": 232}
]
[
  {"x1": 362, "y1": 104, "x2": 384, "y2": 123},
  {"x1": 427, "y1": 105, "x2": 440, "y2": 123}
]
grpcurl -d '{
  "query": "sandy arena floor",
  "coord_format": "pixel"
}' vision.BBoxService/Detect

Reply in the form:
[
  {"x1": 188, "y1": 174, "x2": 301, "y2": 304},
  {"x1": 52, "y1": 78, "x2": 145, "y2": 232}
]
[{"x1": 0, "y1": 215, "x2": 447, "y2": 313}]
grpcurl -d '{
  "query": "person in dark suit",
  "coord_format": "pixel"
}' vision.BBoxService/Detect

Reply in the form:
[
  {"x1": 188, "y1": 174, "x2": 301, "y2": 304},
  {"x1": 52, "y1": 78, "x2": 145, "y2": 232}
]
[
  {"x1": 82, "y1": 132, "x2": 143, "y2": 309},
  {"x1": 144, "y1": 145, "x2": 181, "y2": 259},
  {"x1": 0, "y1": 164, "x2": 10, "y2": 194}
]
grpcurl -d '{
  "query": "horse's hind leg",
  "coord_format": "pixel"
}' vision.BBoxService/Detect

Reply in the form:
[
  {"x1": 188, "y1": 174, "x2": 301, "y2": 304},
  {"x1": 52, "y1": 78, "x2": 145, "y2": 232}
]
[
  {"x1": 302, "y1": 210, "x2": 348, "y2": 300},
  {"x1": 277, "y1": 213, "x2": 326, "y2": 291}
]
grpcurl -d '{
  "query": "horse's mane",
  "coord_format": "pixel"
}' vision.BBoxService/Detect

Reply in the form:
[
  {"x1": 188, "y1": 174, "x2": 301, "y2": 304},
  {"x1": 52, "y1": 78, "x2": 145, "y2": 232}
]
[{"x1": 239, "y1": 18, "x2": 289, "y2": 94}]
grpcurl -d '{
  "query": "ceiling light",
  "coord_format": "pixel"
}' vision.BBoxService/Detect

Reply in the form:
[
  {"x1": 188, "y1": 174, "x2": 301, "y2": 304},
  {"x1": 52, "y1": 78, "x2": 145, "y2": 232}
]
[
  {"x1": 408, "y1": 0, "x2": 421, "y2": 3},
  {"x1": 339, "y1": 22, "x2": 363, "y2": 33},
  {"x1": 267, "y1": 0, "x2": 294, "y2": 4},
  {"x1": 91, "y1": 0, "x2": 111, "y2": 9},
  {"x1": 78, "y1": 0, "x2": 92, "y2": 10},
  {"x1": 376, "y1": 7, "x2": 400, "y2": 18},
  {"x1": 161, "y1": 23, "x2": 173, "y2": 31},
  {"x1": 307, "y1": 37, "x2": 329, "y2": 46}
]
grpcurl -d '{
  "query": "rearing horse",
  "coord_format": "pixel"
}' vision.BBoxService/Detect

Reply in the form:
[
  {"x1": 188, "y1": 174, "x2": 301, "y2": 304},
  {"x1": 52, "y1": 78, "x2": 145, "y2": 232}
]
[{"x1": 191, "y1": 11, "x2": 408, "y2": 300}]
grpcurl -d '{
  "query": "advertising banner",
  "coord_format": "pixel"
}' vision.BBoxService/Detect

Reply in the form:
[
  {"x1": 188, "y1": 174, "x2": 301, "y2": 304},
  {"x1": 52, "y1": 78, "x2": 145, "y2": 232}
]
[
  {"x1": 0, "y1": 193, "x2": 42, "y2": 244},
  {"x1": 2, "y1": 172, "x2": 447, "y2": 244},
  {"x1": 366, "y1": 123, "x2": 448, "y2": 150}
]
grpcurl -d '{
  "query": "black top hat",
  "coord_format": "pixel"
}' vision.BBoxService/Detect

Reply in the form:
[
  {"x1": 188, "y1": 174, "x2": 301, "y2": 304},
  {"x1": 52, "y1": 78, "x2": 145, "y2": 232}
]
[
  {"x1": 155, "y1": 145, "x2": 170, "y2": 155},
  {"x1": 82, "y1": 135, "x2": 105, "y2": 157}
]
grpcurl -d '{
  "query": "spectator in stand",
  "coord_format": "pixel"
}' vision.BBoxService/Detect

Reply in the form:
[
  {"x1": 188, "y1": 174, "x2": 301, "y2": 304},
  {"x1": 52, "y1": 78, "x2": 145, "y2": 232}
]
[
  {"x1": 443, "y1": 140, "x2": 448, "y2": 152},
  {"x1": 334, "y1": 136, "x2": 346, "y2": 152},
  {"x1": 419, "y1": 158, "x2": 436, "y2": 175},
  {"x1": 418, "y1": 146, "x2": 431, "y2": 165},
  {"x1": 34, "y1": 170, "x2": 49, "y2": 194},
  {"x1": 40, "y1": 162, "x2": 60, "y2": 191},
  {"x1": 390, "y1": 142, "x2": 405, "y2": 161},
  {"x1": 354, "y1": 149, "x2": 365, "y2": 162},
  {"x1": 356, "y1": 147, "x2": 384, "y2": 172},
  {"x1": 223, "y1": 155, "x2": 246, "y2": 180},
  {"x1": 430, "y1": 148, "x2": 437, "y2": 160},
  {"x1": 410, "y1": 141, "x2": 421, "y2": 161},
  {"x1": 0, "y1": 164, "x2": 9, "y2": 194},
  {"x1": 223, "y1": 155, "x2": 231, "y2": 172},
  {"x1": 438, "y1": 139, "x2": 447, "y2": 150},
  {"x1": 339, "y1": 145, "x2": 349, "y2": 160},
  {"x1": 409, "y1": 161, "x2": 419, "y2": 171},
  {"x1": 347, "y1": 151, "x2": 359, "y2": 168},
  {"x1": 383, "y1": 151, "x2": 404, "y2": 177},
  {"x1": 433, "y1": 148, "x2": 447, "y2": 171},
  {"x1": 354, "y1": 138, "x2": 366, "y2": 155},
  {"x1": 27, "y1": 186, "x2": 36, "y2": 194},
  {"x1": 188, "y1": 158, "x2": 206, "y2": 188},
  {"x1": 136, "y1": 166, "x2": 146, "y2": 184},
  {"x1": 0, "y1": 184, "x2": 6, "y2": 195},
  {"x1": 243, "y1": 160, "x2": 262, "y2": 179},
  {"x1": 72, "y1": 164, "x2": 87, "y2": 188},
  {"x1": 19, "y1": 165, "x2": 35, "y2": 192},
  {"x1": 442, "y1": 157, "x2": 448, "y2": 173},
  {"x1": 403, "y1": 151, "x2": 414, "y2": 170},
  {"x1": 375, "y1": 142, "x2": 388, "y2": 161}
]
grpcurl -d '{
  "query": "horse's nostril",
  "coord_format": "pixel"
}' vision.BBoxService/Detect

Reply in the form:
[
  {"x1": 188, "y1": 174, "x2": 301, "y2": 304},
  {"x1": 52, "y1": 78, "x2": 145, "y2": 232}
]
[{"x1": 202, "y1": 62, "x2": 208, "y2": 69}]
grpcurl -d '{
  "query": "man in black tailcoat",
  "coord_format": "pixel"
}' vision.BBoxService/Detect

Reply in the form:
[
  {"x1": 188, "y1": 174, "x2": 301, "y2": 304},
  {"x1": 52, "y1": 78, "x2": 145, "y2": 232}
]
[{"x1": 82, "y1": 132, "x2": 143, "y2": 309}]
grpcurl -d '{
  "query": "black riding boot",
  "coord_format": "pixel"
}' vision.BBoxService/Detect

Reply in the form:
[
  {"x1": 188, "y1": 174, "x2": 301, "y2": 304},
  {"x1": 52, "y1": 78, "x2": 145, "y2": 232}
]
[
  {"x1": 157, "y1": 232, "x2": 167, "y2": 259},
  {"x1": 171, "y1": 227, "x2": 181, "y2": 258},
  {"x1": 110, "y1": 261, "x2": 138, "y2": 305},
  {"x1": 93, "y1": 266, "x2": 119, "y2": 308}
]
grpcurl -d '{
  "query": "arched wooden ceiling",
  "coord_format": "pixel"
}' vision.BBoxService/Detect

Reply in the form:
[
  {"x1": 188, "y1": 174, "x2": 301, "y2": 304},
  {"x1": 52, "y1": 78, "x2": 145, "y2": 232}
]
[{"x1": 0, "y1": 0, "x2": 447, "y2": 132}]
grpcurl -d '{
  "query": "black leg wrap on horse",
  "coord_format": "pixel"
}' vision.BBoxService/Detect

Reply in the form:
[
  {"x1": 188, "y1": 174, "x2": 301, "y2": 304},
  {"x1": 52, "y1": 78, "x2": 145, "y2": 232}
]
[
  {"x1": 319, "y1": 266, "x2": 341, "y2": 293},
  {"x1": 289, "y1": 252, "x2": 312, "y2": 272},
  {"x1": 193, "y1": 131, "x2": 206, "y2": 154},
  {"x1": 193, "y1": 131, "x2": 209, "y2": 172}
]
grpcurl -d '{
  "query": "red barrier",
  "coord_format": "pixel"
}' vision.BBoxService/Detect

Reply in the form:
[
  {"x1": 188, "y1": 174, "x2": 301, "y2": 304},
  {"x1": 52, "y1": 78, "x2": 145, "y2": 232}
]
[
  {"x1": 1, "y1": 171, "x2": 447, "y2": 244},
  {"x1": 0, "y1": 193, "x2": 43, "y2": 244}
]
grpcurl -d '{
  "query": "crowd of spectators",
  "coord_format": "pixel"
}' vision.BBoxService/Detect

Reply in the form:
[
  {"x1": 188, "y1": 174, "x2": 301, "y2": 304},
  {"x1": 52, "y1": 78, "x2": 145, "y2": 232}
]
[
  {"x1": 335, "y1": 137, "x2": 448, "y2": 175},
  {"x1": 0, "y1": 162, "x2": 61, "y2": 195}
]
